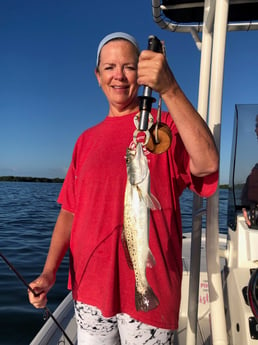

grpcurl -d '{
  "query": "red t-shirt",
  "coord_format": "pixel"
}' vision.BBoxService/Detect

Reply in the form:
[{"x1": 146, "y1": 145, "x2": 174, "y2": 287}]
[{"x1": 58, "y1": 109, "x2": 218, "y2": 330}]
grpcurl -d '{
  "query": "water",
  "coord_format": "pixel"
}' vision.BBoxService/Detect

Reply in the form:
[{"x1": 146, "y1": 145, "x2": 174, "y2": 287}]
[
  {"x1": 0, "y1": 182, "x2": 228, "y2": 344},
  {"x1": 0, "y1": 182, "x2": 68, "y2": 344}
]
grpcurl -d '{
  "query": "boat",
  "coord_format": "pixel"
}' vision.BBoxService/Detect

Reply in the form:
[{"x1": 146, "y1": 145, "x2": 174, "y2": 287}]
[
  {"x1": 30, "y1": 292, "x2": 76, "y2": 345},
  {"x1": 30, "y1": 1, "x2": 258, "y2": 344}
]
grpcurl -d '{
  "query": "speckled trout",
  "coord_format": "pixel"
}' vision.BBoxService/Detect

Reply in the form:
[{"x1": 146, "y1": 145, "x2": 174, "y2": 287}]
[{"x1": 123, "y1": 142, "x2": 160, "y2": 312}]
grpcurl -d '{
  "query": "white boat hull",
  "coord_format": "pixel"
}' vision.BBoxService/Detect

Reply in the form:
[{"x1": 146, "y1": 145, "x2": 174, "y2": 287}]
[{"x1": 30, "y1": 292, "x2": 76, "y2": 345}]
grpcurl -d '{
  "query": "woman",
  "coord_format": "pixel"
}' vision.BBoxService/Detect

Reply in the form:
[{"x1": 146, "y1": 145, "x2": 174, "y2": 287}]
[{"x1": 29, "y1": 32, "x2": 219, "y2": 344}]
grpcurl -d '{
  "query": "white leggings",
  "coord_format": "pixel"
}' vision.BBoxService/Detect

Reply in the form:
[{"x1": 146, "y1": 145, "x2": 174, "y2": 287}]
[{"x1": 74, "y1": 301, "x2": 173, "y2": 345}]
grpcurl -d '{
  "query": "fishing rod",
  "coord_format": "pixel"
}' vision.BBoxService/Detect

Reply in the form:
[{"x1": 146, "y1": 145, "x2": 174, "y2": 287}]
[
  {"x1": 138, "y1": 35, "x2": 163, "y2": 132},
  {"x1": 0, "y1": 252, "x2": 74, "y2": 345}
]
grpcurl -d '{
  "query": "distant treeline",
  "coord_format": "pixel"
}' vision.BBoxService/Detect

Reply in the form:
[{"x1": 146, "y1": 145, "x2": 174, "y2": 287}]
[
  {"x1": 0, "y1": 176, "x2": 64, "y2": 183},
  {"x1": 0, "y1": 175, "x2": 229, "y2": 188}
]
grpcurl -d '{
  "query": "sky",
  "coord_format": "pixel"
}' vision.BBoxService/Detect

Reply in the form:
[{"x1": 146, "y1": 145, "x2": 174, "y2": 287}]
[{"x1": 0, "y1": 1, "x2": 258, "y2": 184}]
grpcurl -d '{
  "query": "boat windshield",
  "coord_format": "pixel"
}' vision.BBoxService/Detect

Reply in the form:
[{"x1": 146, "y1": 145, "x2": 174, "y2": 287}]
[{"x1": 228, "y1": 104, "x2": 258, "y2": 229}]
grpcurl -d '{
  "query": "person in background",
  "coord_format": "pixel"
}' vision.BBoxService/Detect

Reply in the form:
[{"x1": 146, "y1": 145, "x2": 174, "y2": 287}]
[
  {"x1": 28, "y1": 32, "x2": 219, "y2": 344},
  {"x1": 242, "y1": 114, "x2": 258, "y2": 228}
]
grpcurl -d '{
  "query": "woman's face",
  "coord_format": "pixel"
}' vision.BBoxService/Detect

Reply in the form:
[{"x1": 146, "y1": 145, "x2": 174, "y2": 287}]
[{"x1": 95, "y1": 39, "x2": 139, "y2": 114}]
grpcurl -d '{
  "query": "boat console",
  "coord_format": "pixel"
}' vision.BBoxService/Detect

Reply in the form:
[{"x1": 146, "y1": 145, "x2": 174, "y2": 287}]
[
  {"x1": 225, "y1": 104, "x2": 258, "y2": 343},
  {"x1": 152, "y1": 2, "x2": 258, "y2": 344}
]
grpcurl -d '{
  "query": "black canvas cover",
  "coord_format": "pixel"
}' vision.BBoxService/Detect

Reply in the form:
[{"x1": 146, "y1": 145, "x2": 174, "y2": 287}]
[{"x1": 162, "y1": 0, "x2": 258, "y2": 24}]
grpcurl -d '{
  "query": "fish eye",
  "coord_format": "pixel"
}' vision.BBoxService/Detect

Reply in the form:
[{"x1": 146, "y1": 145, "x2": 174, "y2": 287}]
[{"x1": 125, "y1": 155, "x2": 131, "y2": 164}]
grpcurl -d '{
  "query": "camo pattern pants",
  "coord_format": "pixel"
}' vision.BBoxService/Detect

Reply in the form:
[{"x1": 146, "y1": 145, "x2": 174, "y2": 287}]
[{"x1": 74, "y1": 301, "x2": 173, "y2": 345}]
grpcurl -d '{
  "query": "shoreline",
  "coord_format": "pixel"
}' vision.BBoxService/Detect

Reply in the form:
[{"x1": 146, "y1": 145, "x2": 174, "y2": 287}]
[
  {"x1": 0, "y1": 175, "x2": 229, "y2": 188},
  {"x1": 0, "y1": 176, "x2": 64, "y2": 183}
]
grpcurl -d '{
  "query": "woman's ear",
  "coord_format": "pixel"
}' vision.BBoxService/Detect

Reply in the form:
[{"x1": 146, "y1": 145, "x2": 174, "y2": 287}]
[{"x1": 95, "y1": 68, "x2": 101, "y2": 87}]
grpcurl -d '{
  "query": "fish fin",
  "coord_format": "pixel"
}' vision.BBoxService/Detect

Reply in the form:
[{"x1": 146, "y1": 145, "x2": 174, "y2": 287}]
[
  {"x1": 147, "y1": 250, "x2": 156, "y2": 268},
  {"x1": 135, "y1": 285, "x2": 159, "y2": 312},
  {"x1": 143, "y1": 193, "x2": 161, "y2": 210},
  {"x1": 136, "y1": 187, "x2": 161, "y2": 210},
  {"x1": 121, "y1": 230, "x2": 134, "y2": 270},
  {"x1": 136, "y1": 185, "x2": 145, "y2": 202},
  {"x1": 149, "y1": 193, "x2": 161, "y2": 210}
]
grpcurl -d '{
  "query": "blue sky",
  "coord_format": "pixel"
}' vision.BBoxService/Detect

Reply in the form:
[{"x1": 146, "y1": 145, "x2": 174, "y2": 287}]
[{"x1": 1, "y1": 1, "x2": 258, "y2": 183}]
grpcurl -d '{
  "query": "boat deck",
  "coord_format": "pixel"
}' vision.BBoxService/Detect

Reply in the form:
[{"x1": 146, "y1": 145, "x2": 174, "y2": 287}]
[{"x1": 30, "y1": 232, "x2": 227, "y2": 345}]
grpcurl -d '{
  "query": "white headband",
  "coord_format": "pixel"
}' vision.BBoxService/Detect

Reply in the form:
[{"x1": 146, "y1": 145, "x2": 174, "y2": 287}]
[{"x1": 96, "y1": 32, "x2": 139, "y2": 66}]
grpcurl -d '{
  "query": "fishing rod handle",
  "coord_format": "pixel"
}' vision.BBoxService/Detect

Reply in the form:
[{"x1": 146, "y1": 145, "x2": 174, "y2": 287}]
[{"x1": 138, "y1": 35, "x2": 163, "y2": 131}]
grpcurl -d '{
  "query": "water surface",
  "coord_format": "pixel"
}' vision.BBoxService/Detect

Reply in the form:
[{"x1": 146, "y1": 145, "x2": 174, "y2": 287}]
[{"x1": 0, "y1": 182, "x2": 228, "y2": 344}]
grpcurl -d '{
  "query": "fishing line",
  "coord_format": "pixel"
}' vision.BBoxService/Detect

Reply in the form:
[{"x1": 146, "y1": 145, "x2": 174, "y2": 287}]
[{"x1": 0, "y1": 252, "x2": 74, "y2": 345}]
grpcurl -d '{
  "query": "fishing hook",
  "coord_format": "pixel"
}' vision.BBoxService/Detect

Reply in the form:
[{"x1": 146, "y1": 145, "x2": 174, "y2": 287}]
[{"x1": 0, "y1": 252, "x2": 74, "y2": 345}]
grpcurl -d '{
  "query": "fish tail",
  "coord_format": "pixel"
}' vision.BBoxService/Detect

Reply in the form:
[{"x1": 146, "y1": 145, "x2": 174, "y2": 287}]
[{"x1": 135, "y1": 286, "x2": 159, "y2": 312}]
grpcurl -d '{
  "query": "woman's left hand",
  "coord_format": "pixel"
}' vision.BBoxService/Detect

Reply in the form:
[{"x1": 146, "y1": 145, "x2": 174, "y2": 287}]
[{"x1": 137, "y1": 50, "x2": 176, "y2": 96}]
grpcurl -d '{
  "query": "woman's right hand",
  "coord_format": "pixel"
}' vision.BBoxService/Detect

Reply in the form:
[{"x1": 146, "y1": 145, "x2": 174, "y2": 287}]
[{"x1": 28, "y1": 271, "x2": 56, "y2": 309}]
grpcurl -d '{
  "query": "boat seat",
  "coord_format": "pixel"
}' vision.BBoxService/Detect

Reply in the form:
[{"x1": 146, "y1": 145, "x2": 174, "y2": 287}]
[{"x1": 248, "y1": 268, "x2": 258, "y2": 320}]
